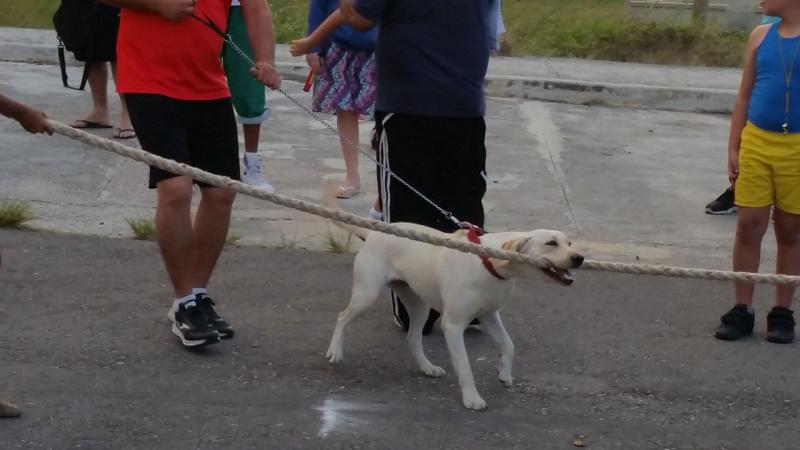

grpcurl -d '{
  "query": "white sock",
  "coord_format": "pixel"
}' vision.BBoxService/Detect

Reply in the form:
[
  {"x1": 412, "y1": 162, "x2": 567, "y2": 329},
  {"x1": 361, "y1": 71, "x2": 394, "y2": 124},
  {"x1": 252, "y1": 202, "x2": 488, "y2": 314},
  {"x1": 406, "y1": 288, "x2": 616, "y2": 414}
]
[
  {"x1": 192, "y1": 287, "x2": 208, "y2": 297},
  {"x1": 173, "y1": 293, "x2": 196, "y2": 311},
  {"x1": 243, "y1": 152, "x2": 259, "y2": 162}
]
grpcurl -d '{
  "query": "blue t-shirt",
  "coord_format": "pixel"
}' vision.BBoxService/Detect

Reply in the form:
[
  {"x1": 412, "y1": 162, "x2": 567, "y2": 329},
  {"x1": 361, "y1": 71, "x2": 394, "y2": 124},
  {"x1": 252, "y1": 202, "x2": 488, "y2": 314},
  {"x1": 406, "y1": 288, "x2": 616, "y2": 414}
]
[
  {"x1": 308, "y1": 0, "x2": 377, "y2": 53},
  {"x1": 747, "y1": 22, "x2": 800, "y2": 133},
  {"x1": 353, "y1": 0, "x2": 493, "y2": 118}
]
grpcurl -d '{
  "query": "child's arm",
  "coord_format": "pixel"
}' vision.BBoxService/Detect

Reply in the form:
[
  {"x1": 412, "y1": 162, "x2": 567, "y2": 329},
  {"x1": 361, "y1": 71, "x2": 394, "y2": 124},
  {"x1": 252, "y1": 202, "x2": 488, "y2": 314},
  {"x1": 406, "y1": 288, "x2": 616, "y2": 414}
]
[
  {"x1": 0, "y1": 94, "x2": 52, "y2": 135},
  {"x1": 728, "y1": 24, "x2": 769, "y2": 185},
  {"x1": 290, "y1": 9, "x2": 346, "y2": 56}
]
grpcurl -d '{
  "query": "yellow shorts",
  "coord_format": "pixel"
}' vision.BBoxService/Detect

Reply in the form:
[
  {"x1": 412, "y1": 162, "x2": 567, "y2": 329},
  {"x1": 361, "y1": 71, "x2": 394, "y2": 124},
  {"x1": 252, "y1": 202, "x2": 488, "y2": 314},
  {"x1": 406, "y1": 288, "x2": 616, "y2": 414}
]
[{"x1": 735, "y1": 122, "x2": 800, "y2": 214}]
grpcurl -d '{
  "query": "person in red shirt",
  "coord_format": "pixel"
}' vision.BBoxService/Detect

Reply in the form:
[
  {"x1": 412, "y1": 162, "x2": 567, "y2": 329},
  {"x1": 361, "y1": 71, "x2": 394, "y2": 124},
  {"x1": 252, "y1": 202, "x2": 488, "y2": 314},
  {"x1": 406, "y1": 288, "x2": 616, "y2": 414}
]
[{"x1": 101, "y1": 0, "x2": 281, "y2": 348}]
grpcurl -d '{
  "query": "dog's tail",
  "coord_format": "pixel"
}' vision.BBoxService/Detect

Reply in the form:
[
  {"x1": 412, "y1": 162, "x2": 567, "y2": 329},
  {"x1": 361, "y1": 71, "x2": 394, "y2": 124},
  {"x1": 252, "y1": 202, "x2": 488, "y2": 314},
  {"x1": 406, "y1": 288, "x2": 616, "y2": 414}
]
[{"x1": 322, "y1": 180, "x2": 371, "y2": 241}]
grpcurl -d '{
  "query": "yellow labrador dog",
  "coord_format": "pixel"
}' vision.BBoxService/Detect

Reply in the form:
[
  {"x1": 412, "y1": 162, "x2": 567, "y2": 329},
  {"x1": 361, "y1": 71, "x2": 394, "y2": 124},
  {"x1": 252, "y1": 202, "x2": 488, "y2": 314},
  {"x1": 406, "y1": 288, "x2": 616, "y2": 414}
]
[{"x1": 325, "y1": 214, "x2": 583, "y2": 411}]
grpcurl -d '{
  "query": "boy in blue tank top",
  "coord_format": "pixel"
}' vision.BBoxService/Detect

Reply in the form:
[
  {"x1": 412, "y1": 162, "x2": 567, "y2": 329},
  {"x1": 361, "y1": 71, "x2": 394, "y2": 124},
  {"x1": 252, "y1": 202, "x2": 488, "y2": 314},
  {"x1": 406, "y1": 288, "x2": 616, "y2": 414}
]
[{"x1": 715, "y1": 0, "x2": 800, "y2": 344}]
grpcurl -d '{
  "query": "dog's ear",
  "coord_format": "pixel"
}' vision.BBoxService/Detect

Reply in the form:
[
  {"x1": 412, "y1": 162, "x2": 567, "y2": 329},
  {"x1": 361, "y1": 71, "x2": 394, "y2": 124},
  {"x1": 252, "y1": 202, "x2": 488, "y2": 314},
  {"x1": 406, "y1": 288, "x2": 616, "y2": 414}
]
[
  {"x1": 501, "y1": 237, "x2": 531, "y2": 253},
  {"x1": 490, "y1": 237, "x2": 531, "y2": 269}
]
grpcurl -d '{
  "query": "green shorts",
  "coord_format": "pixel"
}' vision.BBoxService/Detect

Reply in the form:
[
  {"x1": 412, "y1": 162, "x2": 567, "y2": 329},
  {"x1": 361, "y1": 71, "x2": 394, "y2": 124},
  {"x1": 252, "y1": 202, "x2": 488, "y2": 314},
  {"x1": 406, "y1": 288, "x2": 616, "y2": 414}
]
[{"x1": 222, "y1": 6, "x2": 269, "y2": 124}]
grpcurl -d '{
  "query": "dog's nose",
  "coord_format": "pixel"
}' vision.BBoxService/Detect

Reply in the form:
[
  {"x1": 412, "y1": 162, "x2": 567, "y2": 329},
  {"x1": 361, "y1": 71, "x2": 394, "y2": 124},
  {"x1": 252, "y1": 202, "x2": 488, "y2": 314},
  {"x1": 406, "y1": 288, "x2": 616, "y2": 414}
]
[{"x1": 571, "y1": 254, "x2": 584, "y2": 268}]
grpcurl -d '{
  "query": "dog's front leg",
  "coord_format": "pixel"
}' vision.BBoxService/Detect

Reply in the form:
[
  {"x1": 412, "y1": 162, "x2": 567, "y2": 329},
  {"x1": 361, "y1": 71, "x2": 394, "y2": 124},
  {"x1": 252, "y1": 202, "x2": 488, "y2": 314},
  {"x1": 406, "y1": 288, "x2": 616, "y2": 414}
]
[
  {"x1": 480, "y1": 311, "x2": 515, "y2": 387},
  {"x1": 442, "y1": 317, "x2": 486, "y2": 411}
]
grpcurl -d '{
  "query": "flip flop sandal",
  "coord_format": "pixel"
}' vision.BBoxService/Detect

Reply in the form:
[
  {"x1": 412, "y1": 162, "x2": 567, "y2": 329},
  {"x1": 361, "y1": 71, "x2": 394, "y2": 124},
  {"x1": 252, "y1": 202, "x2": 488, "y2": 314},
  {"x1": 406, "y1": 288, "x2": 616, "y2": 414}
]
[
  {"x1": 113, "y1": 128, "x2": 137, "y2": 140},
  {"x1": 336, "y1": 185, "x2": 361, "y2": 199},
  {"x1": 70, "y1": 119, "x2": 113, "y2": 129}
]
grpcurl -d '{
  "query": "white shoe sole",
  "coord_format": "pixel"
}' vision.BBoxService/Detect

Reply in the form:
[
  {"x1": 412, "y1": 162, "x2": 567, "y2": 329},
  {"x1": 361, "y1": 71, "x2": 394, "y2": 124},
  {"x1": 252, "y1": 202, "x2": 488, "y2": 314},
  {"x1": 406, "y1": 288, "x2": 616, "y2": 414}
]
[
  {"x1": 168, "y1": 309, "x2": 219, "y2": 347},
  {"x1": 705, "y1": 206, "x2": 737, "y2": 215}
]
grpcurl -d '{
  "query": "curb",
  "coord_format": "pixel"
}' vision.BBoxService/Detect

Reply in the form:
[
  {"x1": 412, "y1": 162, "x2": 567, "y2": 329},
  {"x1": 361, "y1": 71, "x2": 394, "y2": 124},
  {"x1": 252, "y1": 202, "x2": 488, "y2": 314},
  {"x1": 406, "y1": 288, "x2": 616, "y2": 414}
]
[
  {"x1": 484, "y1": 76, "x2": 735, "y2": 114},
  {"x1": 0, "y1": 41, "x2": 734, "y2": 114}
]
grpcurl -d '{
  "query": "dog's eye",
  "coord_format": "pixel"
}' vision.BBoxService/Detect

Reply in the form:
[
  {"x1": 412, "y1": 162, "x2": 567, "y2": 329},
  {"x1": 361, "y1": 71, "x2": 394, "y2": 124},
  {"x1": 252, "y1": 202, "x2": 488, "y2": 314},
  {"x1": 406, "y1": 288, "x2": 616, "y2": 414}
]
[{"x1": 545, "y1": 240, "x2": 558, "y2": 247}]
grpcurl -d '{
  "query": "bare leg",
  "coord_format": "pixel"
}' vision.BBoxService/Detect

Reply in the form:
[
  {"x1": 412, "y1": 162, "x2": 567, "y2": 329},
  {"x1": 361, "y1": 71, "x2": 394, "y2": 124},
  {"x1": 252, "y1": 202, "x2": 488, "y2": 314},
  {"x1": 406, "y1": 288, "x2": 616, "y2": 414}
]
[
  {"x1": 732, "y1": 206, "x2": 771, "y2": 306},
  {"x1": 243, "y1": 123, "x2": 261, "y2": 153},
  {"x1": 480, "y1": 312, "x2": 515, "y2": 387},
  {"x1": 110, "y1": 62, "x2": 131, "y2": 130},
  {"x1": 155, "y1": 176, "x2": 194, "y2": 297},
  {"x1": 336, "y1": 110, "x2": 361, "y2": 188},
  {"x1": 188, "y1": 187, "x2": 236, "y2": 289},
  {"x1": 70, "y1": 63, "x2": 111, "y2": 126},
  {"x1": 773, "y1": 208, "x2": 800, "y2": 308}
]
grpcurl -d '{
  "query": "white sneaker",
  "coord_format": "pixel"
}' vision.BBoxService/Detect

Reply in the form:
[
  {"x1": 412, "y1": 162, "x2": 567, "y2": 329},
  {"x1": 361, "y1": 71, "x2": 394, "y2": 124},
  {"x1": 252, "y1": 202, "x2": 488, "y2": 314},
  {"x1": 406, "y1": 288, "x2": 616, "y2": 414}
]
[
  {"x1": 241, "y1": 153, "x2": 275, "y2": 192},
  {"x1": 368, "y1": 207, "x2": 383, "y2": 221}
]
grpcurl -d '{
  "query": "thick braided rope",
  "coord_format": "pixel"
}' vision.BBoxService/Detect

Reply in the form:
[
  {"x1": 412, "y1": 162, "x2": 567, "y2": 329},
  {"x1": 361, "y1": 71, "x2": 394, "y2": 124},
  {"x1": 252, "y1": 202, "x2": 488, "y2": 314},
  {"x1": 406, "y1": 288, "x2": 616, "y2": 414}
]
[{"x1": 49, "y1": 120, "x2": 800, "y2": 286}]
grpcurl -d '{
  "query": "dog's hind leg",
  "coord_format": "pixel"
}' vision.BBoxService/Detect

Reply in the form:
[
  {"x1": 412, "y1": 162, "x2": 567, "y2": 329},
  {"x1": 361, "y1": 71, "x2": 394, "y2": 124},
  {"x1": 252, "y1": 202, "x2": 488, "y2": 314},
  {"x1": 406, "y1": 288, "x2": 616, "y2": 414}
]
[
  {"x1": 480, "y1": 311, "x2": 515, "y2": 388},
  {"x1": 393, "y1": 286, "x2": 446, "y2": 378},
  {"x1": 325, "y1": 261, "x2": 387, "y2": 363}
]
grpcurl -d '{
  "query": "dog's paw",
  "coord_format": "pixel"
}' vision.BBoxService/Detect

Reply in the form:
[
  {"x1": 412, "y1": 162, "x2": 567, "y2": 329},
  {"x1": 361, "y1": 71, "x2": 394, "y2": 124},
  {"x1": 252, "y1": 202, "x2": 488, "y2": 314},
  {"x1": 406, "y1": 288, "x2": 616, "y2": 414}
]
[
  {"x1": 420, "y1": 364, "x2": 446, "y2": 378},
  {"x1": 498, "y1": 370, "x2": 513, "y2": 388},
  {"x1": 325, "y1": 347, "x2": 343, "y2": 363},
  {"x1": 462, "y1": 394, "x2": 488, "y2": 411}
]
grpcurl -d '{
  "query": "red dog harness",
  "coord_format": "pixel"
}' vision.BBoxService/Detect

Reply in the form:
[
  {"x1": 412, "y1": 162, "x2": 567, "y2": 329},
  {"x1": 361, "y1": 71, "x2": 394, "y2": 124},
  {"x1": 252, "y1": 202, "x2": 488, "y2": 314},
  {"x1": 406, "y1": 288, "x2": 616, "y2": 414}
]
[{"x1": 463, "y1": 223, "x2": 506, "y2": 281}]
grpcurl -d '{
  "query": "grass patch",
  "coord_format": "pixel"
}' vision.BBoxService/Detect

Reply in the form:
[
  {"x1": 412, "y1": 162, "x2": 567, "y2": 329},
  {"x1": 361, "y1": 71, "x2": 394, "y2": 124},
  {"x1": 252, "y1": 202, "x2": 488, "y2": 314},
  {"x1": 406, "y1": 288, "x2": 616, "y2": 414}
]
[
  {"x1": 276, "y1": 232, "x2": 299, "y2": 250},
  {"x1": 225, "y1": 232, "x2": 240, "y2": 246},
  {"x1": 0, "y1": 0, "x2": 311, "y2": 44},
  {"x1": 324, "y1": 227, "x2": 352, "y2": 254},
  {"x1": 0, "y1": 201, "x2": 33, "y2": 228},
  {"x1": 0, "y1": 0, "x2": 749, "y2": 66},
  {"x1": 126, "y1": 217, "x2": 155, "y2": 240},
  {"x1": 126, "y1": 217, "x2": 241, "y2": 245}
]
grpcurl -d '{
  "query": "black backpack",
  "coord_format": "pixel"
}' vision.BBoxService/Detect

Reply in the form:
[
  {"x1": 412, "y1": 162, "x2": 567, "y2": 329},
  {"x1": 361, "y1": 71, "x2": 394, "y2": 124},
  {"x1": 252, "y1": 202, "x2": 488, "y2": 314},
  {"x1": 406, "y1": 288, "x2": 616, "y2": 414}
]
[{"x1": 53, "y1": 0, "x2": 119, "y2": 90}]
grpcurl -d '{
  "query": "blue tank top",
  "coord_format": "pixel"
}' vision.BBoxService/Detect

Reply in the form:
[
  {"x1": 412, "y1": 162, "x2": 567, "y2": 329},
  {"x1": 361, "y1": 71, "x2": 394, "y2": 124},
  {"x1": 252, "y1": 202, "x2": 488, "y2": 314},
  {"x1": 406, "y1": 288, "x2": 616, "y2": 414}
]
[{"x1": 747, "y1": 22, "x2": 800, "y2": 133}]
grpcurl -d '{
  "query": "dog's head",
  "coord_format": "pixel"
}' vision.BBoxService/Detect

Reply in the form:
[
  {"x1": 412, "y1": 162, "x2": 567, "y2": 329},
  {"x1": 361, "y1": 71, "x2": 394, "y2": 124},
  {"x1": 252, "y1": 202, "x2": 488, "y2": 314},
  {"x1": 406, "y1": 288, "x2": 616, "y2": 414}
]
[{"x1": 491, "y1": 229, "x2": 583, "y2": 285}]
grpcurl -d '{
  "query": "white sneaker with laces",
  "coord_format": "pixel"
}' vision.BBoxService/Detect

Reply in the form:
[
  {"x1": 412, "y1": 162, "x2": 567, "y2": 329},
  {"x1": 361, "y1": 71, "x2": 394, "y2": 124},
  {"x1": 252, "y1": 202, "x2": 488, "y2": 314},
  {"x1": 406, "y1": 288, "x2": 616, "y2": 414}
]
[{"x1": 242, "y1": 153, "x2": 275, "y2": 192}]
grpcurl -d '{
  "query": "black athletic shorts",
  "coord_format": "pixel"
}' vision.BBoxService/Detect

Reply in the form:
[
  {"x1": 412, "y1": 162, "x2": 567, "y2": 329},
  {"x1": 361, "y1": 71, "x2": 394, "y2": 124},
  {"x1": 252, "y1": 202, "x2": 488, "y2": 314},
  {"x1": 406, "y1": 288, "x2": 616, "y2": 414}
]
[{"x1": 125, "y1": 94, "x2": 240, "y2": 189}]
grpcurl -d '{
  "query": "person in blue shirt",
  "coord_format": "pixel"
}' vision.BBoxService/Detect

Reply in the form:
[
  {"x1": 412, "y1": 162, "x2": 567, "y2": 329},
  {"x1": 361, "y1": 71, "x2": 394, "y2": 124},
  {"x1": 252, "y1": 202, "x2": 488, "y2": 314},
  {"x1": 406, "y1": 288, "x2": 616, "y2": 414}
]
[
  {"x1": 705, "y1": 8, "x2": 781, "y2": 214},
  {"x1": 714, "y1": 0, "x2": 800, "y2": 344},
  {"x1": 340, "y1": 0, "x2": 496, "y2": 334}
]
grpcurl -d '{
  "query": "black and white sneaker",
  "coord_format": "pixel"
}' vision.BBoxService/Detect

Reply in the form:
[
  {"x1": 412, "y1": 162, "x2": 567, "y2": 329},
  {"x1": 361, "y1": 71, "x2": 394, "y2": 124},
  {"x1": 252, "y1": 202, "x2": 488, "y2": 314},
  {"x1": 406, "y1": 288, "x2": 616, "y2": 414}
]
[
  {"x1": 196, "y1": 294, "x2": 235, "y2": 339},
  {"x1": 705, "y1": 188, "x2": 736, "y2": 215},
  {"x1": 168, "y1": 300, "x2": 220, "y2": 347}
]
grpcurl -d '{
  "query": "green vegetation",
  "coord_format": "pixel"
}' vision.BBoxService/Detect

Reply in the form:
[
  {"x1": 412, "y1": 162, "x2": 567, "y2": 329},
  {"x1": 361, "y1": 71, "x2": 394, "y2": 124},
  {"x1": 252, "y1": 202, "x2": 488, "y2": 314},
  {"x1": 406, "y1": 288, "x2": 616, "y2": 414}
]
[
  {"x1": 0, "y1": 0, "x2": 748, "y2": 66},
  {"x1": 125, "y1": 217, "x2": 155, "y2": 240},
  {"x1": 324, "y1": 227, "x2": 352, "y2": 254},
  {"x1": 126, "y1": 217, "x2": 240, "y2": 245},
  {"x1": 0, "y1": 201, "x2": 33, "y2": 229}
]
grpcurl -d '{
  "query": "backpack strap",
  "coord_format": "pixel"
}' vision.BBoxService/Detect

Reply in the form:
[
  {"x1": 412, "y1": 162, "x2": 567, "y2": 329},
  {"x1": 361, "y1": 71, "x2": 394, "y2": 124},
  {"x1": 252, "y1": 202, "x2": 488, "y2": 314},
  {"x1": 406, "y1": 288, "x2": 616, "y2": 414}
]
[{"x1": 57, "y1": 36, "x2": 90, "y2": 91}]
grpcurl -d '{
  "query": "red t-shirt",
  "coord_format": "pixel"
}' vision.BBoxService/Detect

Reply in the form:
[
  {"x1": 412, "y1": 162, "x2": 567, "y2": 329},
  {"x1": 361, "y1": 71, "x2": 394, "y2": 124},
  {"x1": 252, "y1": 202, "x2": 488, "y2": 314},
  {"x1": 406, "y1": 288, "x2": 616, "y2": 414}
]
[{"x1": 116, "y1": 1, "x2": 231, "y2": 100}]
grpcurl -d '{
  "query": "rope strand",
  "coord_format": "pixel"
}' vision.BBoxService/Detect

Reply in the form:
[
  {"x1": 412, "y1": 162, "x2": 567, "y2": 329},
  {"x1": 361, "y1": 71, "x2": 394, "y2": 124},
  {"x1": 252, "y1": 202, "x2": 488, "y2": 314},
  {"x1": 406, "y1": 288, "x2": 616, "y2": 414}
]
[{"x1": 48, "y1": 120, "x2": 800, "y2": 287}]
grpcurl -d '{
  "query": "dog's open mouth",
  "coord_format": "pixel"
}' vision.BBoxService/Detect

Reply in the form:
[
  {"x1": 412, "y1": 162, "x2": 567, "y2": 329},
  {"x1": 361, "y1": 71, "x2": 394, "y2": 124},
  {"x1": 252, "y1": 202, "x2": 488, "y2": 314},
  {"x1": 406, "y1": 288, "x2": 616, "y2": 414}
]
[{"x1": 541, "y1": 262, "x2": 574, "y2": 286}]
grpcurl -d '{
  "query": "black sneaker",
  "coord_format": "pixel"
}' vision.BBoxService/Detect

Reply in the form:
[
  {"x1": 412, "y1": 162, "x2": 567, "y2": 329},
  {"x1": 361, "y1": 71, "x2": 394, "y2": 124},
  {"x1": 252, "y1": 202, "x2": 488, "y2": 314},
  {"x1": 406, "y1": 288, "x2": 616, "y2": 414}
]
[
  {"x1": 169, "y1": 300, "x2": 220, "y2": 347},
  {"x1": 714, "y1": 304, "x2": 754, "y2": 341},
  {"x1": 767, "y1": 306, "x2": 795, "y2": 344},
  {"x1": 195, "y1": 294, "x2": 234, "y2": 339},
  {"x1": 705, "y1": 188, "x2": 736, "y2": 215}
]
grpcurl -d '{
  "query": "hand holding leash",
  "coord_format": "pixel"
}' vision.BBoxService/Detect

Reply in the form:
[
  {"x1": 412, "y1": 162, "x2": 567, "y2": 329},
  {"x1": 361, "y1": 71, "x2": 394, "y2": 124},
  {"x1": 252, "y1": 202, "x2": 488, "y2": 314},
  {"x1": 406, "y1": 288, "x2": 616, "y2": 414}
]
[{"x1": 250, "y1": 61, "x2": 282, "y2": 90}]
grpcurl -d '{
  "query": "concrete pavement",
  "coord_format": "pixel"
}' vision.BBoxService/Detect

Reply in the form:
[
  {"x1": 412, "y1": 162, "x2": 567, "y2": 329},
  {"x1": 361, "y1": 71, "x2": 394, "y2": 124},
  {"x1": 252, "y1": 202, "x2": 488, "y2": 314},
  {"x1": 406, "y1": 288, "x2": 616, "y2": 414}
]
[{"x1": 0, "y1": 26, "x2": 741, "y2": 113}]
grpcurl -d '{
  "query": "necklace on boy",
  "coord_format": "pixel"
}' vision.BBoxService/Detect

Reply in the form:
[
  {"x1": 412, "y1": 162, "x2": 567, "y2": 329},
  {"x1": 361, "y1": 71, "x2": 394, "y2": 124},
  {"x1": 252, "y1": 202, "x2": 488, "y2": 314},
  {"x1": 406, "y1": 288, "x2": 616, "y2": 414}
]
[{"x1": 777, "y1": 31, "x2": 800, "y2": 133}]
